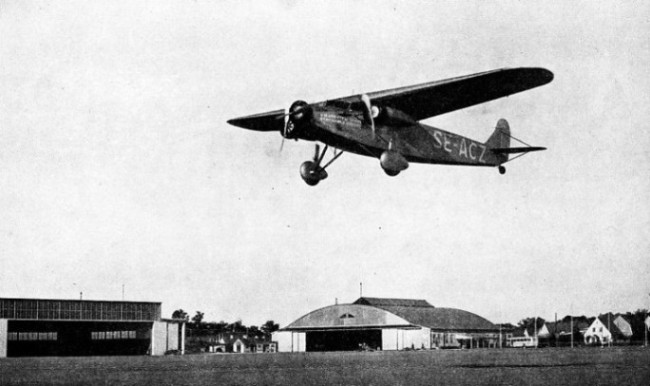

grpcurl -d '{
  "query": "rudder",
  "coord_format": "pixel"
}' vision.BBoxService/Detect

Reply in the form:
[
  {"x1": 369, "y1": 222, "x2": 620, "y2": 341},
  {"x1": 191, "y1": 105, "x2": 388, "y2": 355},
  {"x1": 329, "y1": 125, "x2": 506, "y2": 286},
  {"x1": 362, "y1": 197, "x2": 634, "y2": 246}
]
[{"x1": 486, "y1": 119, "x2": 510, "y2": 163}]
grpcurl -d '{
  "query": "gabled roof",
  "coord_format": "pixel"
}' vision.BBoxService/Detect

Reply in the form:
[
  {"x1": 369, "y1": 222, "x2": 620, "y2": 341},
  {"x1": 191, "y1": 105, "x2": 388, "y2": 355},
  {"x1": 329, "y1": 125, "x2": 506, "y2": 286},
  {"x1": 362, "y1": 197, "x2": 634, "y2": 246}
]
[
  {"x1": 354, "y1": 297, "x2": 434, "y2": 308},
  {"x1": 547, "y1": 321, "x2": 573, "y2": 335},
  {"x1": 597, "y1": 313, "x2": 632, "y2": 337}
]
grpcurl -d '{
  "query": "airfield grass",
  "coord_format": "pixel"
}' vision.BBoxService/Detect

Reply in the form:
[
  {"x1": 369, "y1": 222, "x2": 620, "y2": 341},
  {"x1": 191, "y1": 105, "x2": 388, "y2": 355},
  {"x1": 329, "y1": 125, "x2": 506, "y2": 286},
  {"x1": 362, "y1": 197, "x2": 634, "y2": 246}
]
[{"x1": 1, "y1": 347, "x2": 649, "y2": 386}]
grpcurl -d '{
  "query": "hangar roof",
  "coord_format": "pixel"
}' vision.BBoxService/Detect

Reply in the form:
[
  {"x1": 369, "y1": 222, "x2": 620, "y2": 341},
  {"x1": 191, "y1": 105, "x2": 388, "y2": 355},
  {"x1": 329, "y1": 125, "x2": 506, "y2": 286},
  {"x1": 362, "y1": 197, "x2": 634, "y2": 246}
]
[
  {"x1": 0, "y1": 298, "x2": 161, "y2": 322},
  {"x1": 284, "y1": 298, "x2": 498, "y2": 332},
  {"x1": 354, "y1": 297, "x2": 496, "y2": 331},
  {"x1": 284, "y1": 304, "x2": 417, "y2": 331},
  {"x1": 354, "y1": 297, "x2": 433, "y2": 308}
]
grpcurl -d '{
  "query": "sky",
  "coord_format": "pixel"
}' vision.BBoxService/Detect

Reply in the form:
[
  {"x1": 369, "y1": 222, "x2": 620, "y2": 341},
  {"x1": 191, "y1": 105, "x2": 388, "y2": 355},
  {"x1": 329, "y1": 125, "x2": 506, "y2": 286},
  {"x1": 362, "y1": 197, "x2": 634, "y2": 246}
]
[{"x1": 0, "y1": 0, "x2": 648, "y2": 327}]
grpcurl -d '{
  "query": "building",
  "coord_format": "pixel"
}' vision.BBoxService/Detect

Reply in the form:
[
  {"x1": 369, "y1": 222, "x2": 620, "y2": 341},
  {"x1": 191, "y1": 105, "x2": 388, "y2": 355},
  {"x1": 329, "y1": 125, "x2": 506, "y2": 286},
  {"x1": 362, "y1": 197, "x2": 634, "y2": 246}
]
[
  {"x1": 583, "y1": 313, "x2": 633, "y2": 346},
  {"x1": 508, "y1": 321, "x2": 551, "y2": 347},
  {"x1": 584, "y1": 316, "x2": 611, "y2": 345},
  {"x1": 608, "y1": 314, "x2": 633, "y2": 344},
  {"x1": 0, "y1": 298, "x2": 185, "y2": 357},
  {"x1": 273, "y1": 297, "x2": 500, "y2": 352},
  {"x1": 204, "y1": 332, "x2": 277, "y2": 354}
]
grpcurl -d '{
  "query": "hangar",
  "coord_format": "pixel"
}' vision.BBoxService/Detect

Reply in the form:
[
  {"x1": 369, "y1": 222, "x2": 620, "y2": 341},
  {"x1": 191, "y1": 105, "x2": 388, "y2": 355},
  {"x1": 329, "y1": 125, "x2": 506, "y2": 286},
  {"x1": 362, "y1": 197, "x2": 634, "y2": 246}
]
[
  {"x1": 0, "y1": 298, "x2": 185, "y2": 357},
  {"x1": 274, "y1": 297, "x2": 500, "y2": 352}
]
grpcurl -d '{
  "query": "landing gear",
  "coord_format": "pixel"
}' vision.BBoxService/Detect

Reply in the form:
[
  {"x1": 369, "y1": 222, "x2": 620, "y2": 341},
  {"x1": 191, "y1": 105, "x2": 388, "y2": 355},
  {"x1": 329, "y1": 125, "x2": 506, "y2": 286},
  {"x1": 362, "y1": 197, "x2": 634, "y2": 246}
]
[
  {"x1": 382, "y1": 168, "x2": 400, "y2": 177},
  {"x1": 299, "y1": 144, "x2": 343, "y2": 186},
  {"x1": 300, "y1": 161, "x2": 327, "y2": 186},
  {"x1": 498, "y1": 166, "x2": 506, "y2": 175}
]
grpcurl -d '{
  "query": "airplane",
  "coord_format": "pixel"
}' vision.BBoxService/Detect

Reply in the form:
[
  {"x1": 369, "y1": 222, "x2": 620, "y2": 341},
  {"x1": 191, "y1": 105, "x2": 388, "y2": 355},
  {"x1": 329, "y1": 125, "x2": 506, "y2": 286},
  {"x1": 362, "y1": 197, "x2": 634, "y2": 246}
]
[{"x1": 227, "y1": 67, "x2": 553, "y2": 186}]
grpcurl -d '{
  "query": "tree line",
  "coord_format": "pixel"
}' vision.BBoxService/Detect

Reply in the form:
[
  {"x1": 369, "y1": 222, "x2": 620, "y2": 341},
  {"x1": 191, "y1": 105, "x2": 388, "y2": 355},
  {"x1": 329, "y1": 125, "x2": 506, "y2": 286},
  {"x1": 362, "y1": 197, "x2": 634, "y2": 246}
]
[{"x1": 171, "y1": 309, "x2": 279, "y2": 338}]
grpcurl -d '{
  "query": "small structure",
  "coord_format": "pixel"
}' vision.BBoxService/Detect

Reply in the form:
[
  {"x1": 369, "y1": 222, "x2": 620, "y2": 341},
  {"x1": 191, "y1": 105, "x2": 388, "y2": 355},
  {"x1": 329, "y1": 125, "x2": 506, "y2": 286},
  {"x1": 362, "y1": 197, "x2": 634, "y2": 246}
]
[{"x1": 0, "y1": 297, "x2": 185, "y2": 357}]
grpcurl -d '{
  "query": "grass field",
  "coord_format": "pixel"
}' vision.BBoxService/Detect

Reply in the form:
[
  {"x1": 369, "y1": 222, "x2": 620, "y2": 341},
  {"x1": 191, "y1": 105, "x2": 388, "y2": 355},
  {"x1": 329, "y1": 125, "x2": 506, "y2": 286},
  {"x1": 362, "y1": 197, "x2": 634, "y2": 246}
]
[{"x1": 1, "y1": 347, "x2": 649, "y2": 385}]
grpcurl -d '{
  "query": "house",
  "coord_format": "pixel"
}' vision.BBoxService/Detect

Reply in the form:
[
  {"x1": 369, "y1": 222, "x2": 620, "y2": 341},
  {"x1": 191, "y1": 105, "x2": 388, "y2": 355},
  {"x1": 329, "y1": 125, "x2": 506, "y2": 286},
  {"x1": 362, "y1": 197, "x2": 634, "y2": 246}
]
[
  {"x1": 584, "y1": 317, "x2": 612, "y2": 345},
  {"x1": 599, "y1": 313, "x2": 633, "y2": 344},
  {"x1": 205, "y1": 332, "x2": 276, "y2": 353},
  {"x1": 545, "y1": 315, "x2": 592, "y2": 346}
]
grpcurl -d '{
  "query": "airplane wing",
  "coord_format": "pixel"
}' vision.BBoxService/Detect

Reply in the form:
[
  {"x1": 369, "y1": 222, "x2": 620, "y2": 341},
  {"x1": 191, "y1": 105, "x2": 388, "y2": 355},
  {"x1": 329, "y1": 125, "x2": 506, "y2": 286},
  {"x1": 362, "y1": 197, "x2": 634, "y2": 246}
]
[
  {"x1": 227, "y1": 109, "x2": 285, "y2": 132},
  {"x1": 339, "y1": 67, "x2": 553, "y2": 121}
]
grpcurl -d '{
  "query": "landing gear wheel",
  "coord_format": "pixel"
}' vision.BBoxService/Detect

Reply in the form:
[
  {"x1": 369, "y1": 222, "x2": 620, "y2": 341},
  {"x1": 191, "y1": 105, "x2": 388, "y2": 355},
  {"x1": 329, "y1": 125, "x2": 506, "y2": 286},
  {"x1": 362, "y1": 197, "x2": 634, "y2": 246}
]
[
  {"x1": 300, "y1": 161, "x2": 327, "y2": 186},
  {"x1": 498, "y1": 166, "x2": 506, "y2": 175},
  {"x1": 382, "y1": 168, "x2": 400, "y2": 177}
]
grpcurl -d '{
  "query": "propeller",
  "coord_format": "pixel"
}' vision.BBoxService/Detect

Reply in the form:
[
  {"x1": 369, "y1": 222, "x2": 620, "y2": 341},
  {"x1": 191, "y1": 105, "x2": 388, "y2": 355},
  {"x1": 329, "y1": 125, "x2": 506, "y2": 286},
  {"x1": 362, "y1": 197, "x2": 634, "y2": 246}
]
[
  {"x1": 361, "y1": 94, "x2": 376, "y2": 139},
  {"x1": 277, "y1": 100, "x2": 313, "y2": 152}
]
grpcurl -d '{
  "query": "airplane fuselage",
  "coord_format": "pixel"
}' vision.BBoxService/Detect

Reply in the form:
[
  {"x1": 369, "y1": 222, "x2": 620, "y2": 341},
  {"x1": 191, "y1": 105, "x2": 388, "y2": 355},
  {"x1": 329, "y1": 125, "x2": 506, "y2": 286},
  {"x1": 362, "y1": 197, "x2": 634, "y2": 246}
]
[{"x1": 292, "y1": 106, "x2": 501, "y2": 167}]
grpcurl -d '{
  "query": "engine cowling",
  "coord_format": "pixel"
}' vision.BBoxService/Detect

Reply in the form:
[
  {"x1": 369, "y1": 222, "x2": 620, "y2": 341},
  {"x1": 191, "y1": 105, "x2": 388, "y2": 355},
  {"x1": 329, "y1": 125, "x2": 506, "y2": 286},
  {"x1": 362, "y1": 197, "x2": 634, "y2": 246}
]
[
  {"x1": 380, "y1": 150, "x2": 409, "y2": 176},
  {"x1": 283, "y1": 100, "x2": 313, "y2": 139}
]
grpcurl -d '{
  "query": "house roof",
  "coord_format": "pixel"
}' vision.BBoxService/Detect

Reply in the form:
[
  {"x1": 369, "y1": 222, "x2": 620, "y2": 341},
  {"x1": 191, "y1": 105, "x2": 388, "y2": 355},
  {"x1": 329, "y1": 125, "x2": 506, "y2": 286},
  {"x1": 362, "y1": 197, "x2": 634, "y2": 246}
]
[
  {"x1": 597, "y1": 313, "x2": 632, "y2": 337},
  {"x1": 547, "y1": 321, "x2": 569, "y2": 335}
]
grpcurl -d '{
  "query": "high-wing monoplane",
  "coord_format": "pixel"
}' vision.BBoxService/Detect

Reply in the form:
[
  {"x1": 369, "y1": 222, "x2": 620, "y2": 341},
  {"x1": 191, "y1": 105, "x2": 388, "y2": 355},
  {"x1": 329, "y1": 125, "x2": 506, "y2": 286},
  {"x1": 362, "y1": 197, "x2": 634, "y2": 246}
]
[{"x1": 228, "y1": 67, "x2": 553, "y2": 185}]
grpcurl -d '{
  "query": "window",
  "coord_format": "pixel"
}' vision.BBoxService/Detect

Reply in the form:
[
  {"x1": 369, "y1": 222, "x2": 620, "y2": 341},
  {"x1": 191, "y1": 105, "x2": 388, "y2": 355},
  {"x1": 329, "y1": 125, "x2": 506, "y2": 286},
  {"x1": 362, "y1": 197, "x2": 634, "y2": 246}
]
[
  {"x1": 19, "y1": 332, "x2": 38, "y2": 341},
  {"x1": 92, "y1": 331, "x2": 135, "y2": 340}
]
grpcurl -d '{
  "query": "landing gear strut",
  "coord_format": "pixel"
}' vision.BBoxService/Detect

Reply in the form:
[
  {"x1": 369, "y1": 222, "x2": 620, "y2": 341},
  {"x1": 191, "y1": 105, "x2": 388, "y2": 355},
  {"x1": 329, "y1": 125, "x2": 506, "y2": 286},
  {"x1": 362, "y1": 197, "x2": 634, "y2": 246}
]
[
  {"x1": 300, "y1": 144, "x2": 343, "y2": 186},
  {"x1": 498, "y1": 166, "x2": 506, "y2": 175}
]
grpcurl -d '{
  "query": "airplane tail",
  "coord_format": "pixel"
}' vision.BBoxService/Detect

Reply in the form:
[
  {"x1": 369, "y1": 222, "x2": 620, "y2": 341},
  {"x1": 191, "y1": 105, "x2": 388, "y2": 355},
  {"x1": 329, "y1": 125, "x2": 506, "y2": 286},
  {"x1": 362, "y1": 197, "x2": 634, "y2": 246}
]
[
  {"x1": 485, "y1": 119, "x2": 511, "y2": 164},
  {"x1": 487, "y1": 119, "x2": 546, "y2": 166}
]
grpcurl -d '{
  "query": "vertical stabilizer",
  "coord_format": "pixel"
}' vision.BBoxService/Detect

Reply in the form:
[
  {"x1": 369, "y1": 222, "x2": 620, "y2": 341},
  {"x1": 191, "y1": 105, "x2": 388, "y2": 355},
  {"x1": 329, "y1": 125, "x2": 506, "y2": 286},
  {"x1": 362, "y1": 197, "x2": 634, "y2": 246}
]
[{"x1": 486, "y1": 119, "x2": 510, "y2": 163}]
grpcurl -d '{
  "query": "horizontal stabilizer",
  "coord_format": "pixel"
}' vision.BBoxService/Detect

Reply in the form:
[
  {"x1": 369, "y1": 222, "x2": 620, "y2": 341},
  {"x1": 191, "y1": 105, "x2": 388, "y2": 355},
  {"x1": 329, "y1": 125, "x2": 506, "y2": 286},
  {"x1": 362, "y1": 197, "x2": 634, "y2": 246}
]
[{"x1": 491, "y1": 146, "x2": 546, "y2": 154}]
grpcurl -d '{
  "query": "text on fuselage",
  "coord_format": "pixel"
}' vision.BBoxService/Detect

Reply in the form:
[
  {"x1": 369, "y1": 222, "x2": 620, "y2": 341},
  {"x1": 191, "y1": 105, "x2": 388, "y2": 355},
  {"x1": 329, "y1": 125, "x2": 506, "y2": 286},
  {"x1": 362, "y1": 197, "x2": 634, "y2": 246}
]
[{"x1": 433, "y1": 131, "x2": 487, "y2": 163}]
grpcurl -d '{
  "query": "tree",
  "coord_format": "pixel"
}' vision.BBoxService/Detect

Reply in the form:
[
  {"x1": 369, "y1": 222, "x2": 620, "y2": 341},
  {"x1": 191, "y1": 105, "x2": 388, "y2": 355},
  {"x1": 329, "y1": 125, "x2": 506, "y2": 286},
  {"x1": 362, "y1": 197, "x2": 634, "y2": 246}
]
[
  {"x1": 192, "y1": 311, "x2": 205, "y2": 326},
  {"x1": 517, "y1": 317, "x2": 546, "y2": 333},
  {"x1": 261, "y1": 320, "x2": 280, "y2": 336},
  {"x1": 228, "y1": 319, "x2": 245, "y2": 333},
  {"x1": 248, "y1": 325, "x2": 261, "y2": 338},
  {"x1": 171, "y1": 309, "x2": 189, "y2": 321}
]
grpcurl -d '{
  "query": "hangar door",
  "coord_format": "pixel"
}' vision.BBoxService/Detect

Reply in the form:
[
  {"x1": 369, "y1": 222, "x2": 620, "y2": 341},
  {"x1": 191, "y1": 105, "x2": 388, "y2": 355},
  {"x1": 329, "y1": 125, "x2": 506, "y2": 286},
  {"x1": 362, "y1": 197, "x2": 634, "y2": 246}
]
[
  {"x1": 7, "y1": 321, "x2": 152, "y2": 357},
  {"x1": 306, "y1": 329, "x2": 382, "y2": 352}
]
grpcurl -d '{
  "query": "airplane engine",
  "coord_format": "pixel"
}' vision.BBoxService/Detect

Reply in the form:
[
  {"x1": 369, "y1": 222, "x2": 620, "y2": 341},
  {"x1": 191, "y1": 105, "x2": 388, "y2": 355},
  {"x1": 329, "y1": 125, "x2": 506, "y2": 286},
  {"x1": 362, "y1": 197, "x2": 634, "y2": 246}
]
[
  {"x1": 380, "y1": 150, "x2": 409, "y2": 176},
  {"x1": 283, "y1": 100, "x2": 313, "y2": 139},
  {"x1": 289, "y1": 100, "x2": 312, "y2": 124}
]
